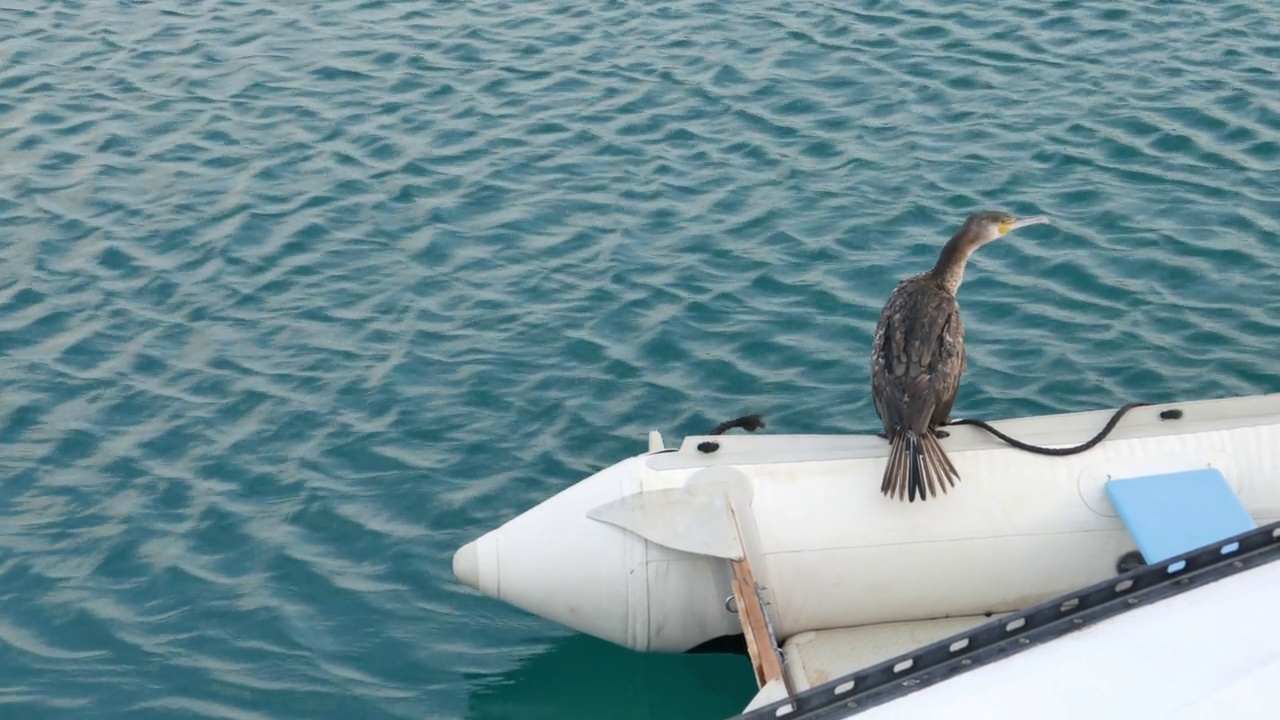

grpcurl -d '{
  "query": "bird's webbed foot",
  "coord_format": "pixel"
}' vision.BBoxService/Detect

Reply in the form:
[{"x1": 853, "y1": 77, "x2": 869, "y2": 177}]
[{"x1": 931, "y1": 428, "x2": 950, "y2": 439}]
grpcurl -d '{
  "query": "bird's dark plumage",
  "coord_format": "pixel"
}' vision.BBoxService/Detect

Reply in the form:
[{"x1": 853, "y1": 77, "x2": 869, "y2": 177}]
[
  {"x1": 870, "y1": 211, "x2": 1049, "y2": 502},
  {"x1": 871, "y1": 275, "x2": 964, "y2": 501}
]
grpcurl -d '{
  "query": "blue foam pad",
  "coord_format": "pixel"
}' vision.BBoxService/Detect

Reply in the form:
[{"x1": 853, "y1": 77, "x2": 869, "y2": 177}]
[{"x1": 1105, "y1": 468, "x2": 1255, "y2": 564}]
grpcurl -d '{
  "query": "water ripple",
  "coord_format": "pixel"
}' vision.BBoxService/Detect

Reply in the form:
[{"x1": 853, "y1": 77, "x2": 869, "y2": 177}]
[{"x1": 1, "y1": 0, "x2": 1280, "y2": 718}]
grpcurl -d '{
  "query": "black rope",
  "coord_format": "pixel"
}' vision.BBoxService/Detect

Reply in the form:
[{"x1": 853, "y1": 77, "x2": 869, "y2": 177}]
[
  {"x1": 945, "y1": 401, "x2": 1161, "y2": 456},
  {"x1": 708, "y1": 414, "x2": 765, "y2": 436},
  {"x1": 698, "y1": 414, "x2": 766, "y2": 453},
  {"x1": 695, "y1": 405, "x2": 1179, "y2": 457}
]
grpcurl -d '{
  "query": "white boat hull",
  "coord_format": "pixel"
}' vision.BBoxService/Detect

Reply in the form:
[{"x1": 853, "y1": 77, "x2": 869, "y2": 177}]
[{"x1": 453, "y1": 393, "x2": 1280, "y2": 653}]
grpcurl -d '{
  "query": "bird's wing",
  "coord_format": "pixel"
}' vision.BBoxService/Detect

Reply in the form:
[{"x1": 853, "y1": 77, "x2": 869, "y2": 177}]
[
  {"x1": 928, "y1": 306, "x2": 965, "y2": 425},
  {"x1": 871, "y1": 283, "x2": 908, "y2": 433},
  {"x1": 872, "y1": 280, "x2": 964, "y2": 435}
]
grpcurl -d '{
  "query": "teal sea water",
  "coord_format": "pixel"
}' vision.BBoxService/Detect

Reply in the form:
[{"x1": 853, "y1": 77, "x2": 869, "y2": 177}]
[{"x1": 2, "y1": 1, "x2": 1279, "y2": 718}]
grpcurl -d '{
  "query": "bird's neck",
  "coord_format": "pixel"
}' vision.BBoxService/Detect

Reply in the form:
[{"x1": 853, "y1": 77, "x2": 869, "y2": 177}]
[{"x1": 927, "y1": 233, "x2": 975, "y2": 295}]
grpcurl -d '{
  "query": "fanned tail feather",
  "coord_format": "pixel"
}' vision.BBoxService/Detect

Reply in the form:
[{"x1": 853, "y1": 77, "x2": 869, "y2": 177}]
[
  {"x1": 907, "y1": 434, "x2": 924, "y2": 502},
  {"x1": 921, "y1": 432, "x2": 959, "y2": 493},
  {"x1": 880, "y1": 434, "x2": 907, "y2": 497},
  {"x1": 880, "y1": 430, "x2": 962, "y2": 502}
]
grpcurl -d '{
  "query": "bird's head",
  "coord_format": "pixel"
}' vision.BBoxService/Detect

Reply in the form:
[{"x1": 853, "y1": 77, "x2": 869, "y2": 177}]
[{"x1": 961, "y1": 210, "x2": 1051, "y2": 247}]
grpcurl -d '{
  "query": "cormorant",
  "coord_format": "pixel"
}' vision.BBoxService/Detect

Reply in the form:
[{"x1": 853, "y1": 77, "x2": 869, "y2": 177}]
[{"x1": 870, "y1": 211, "x2": 1050, "y2": 502}]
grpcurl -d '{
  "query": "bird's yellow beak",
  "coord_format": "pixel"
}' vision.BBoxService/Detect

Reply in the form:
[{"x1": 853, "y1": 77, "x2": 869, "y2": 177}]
[{"x1": 998, "y1": 215, "x2": 1050, "y2": 235}]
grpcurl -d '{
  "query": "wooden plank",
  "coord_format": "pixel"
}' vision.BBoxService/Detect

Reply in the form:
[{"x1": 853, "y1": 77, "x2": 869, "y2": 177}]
[
  {"x1": 731, "y1": 577, "x2": 766, "y2": 687},
  {"x1": 731, "y1": 558, "x2": 787, "y2": 690}
]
